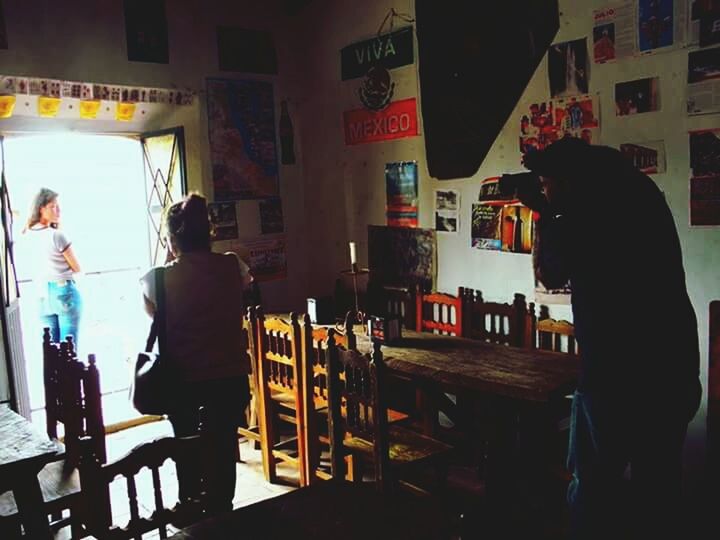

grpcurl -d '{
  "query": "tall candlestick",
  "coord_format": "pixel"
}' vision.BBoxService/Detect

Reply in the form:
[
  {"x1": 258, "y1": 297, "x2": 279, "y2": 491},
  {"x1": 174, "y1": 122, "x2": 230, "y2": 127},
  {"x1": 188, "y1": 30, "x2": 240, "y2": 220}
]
[{"x1": 349, "y1": 241, "x2": 357, "y2": 265}]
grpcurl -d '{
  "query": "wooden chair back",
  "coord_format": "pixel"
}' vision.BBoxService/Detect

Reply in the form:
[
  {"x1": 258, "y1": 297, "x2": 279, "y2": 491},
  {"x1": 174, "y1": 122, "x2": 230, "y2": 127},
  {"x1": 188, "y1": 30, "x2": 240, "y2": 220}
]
[
  {"x1": 368, "y1": 281, "x2": 415, "y2": 329},
  {"x1": 255, "y1": 309, "x2": 311, "y2": 485},
  {"x1": 238, "y1": 307, "x2": 261, "y2": 445},
  {"x1": 78, "y1": 435, "x2": 203, "y2": 539},
  {"x1": 461, "y1": 290, "x2": 534, "y2": 347},
  {"x1": 43, "y1": 329, "x2": 106, "y2": 466},
  {"x1": 536, "y1": 306, "x2": 577, "y2": 355},
  {"x1": 415, "y1": 285, "x2": 463, "y2": 336},
  {"x1": 326, "y1": 333, "x2": 389, "y2": 490}
]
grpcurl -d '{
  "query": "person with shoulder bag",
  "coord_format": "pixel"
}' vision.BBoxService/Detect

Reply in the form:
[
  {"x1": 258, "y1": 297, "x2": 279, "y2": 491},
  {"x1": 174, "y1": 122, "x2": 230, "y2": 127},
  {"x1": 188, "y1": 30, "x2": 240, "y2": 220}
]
[{"x1": 139, "y1": 193, "x2": 253, "y2": 516}]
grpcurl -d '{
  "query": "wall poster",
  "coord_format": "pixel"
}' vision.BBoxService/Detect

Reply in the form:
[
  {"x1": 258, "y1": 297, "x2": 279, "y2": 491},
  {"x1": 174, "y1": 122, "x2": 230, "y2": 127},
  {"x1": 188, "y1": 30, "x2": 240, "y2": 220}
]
[
  {"x1": 471, "y1": 177, "x2": 533, "y2": 254},
  {"x1": 434, "y1": 189, "x2": 459, "y2": 234},
  {"x1": 519, "y1": 94, "x2": 600, "y2": 155},
  {"x1": 615, "y1": 77, "x2": 661, "y2": 115},
  {"x1": 687, "y1": 46, "x2": 720, "y2": 114},
  {"x1": 690, "y1": 129, "x2": 720, "y2": 225},
  {"x1": 548, "y1": 38, "x2": 589, "y2": 98},
  {"x1": 259, "y1": 197, "x2": 284, "y2": 234},
  {"x1": 385, "y1": 161, "x2": 418, "y2": 227},
  {"x1": 367, "y1": 225, "x2": 436, "y2": 291},
  {"x1": 619, "y1": 140, "x2": 667, "y2": 174},
  {"x1": 123, "y1": 0, "x2": 169, "y2": 63},
  {"x1": 243, "y1": 236, "x2": 287, "y2": 281},
  {"x1": 208, "y1": 201, "x2": 238, "y2": 240},
  {"x1": 206, "y1": 78, "x2": 279, "y2": 200}
]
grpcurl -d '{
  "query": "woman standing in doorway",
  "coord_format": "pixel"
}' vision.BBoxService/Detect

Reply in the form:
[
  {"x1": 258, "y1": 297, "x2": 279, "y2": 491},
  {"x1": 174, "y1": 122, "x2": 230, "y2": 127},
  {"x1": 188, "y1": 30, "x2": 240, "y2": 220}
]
[{"x1": 23, "y1": 188, "x2": 83, "y2": 346}]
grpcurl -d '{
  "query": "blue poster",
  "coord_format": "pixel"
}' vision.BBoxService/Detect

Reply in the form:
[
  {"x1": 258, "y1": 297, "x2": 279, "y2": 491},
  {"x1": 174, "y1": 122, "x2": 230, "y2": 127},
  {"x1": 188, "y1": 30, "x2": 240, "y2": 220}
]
[
  {"x1": 639, "y1": 0, "x2": 674, "y2": 51},
  {"x1": 385, "y1": 161, "x2": 418, "y2": 227}
]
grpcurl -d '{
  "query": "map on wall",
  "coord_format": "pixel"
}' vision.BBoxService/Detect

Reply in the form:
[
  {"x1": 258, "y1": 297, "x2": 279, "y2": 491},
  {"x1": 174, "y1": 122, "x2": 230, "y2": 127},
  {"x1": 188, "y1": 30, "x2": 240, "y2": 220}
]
[
  {"x1": 367, "y1": 225, "x2": 436, "y2": 291},
  {"x1": 206, "y1": 78, "x2": 279, "y2": 200}
]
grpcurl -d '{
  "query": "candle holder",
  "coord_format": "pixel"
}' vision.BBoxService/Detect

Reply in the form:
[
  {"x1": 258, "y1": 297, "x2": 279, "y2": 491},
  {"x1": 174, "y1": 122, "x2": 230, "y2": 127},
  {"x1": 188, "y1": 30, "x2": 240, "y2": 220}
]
[{"x1": 340, "y1": 266, "x2": 369, "y2": 327}]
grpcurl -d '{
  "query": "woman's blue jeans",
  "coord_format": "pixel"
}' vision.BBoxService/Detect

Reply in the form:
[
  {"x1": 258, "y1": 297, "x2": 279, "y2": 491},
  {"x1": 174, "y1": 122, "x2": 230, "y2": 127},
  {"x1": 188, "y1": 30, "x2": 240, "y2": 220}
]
[{"x1": 41, "y1": 280, "x2": 82, "y2": 347}]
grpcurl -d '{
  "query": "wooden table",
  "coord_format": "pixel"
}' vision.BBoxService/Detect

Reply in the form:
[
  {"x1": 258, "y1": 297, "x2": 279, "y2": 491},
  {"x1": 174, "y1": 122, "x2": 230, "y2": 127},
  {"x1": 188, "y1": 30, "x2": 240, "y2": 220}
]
[
  {"x1": 0, "y1": 406, "x2": 60, "y2": 539},
  {"x1": 356, "y1": 330, "x2": 580, "y2": 507},
  {"x1": 168, "y1": 480, "x2": 453, "y2": 539}
]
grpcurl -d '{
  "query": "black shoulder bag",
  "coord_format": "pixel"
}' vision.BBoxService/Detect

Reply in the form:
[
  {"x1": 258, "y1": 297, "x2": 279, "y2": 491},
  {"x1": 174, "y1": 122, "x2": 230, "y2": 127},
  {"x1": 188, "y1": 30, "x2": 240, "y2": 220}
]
[{"x1": 131, "y1": 268, "x2": 177, "y2": 415}]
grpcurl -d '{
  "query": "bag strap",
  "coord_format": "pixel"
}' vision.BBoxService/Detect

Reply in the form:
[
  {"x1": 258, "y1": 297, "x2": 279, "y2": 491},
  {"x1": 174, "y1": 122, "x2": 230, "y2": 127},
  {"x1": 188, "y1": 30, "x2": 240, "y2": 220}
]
[{"x1": 144, "y1": 267, "x2": 166, "y2": 352}]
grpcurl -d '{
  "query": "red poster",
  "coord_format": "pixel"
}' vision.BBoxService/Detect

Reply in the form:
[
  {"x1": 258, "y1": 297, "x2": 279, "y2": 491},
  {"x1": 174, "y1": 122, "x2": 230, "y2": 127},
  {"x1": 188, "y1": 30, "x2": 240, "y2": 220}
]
[{"x1": 343, "y1": 98, "x2": 419, "y2": 145}]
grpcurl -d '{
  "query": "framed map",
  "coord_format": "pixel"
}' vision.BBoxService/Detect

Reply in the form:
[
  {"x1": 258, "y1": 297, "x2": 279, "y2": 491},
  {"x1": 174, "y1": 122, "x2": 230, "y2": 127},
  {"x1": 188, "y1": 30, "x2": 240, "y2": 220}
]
[{"x1": 206, "y1": 78, "x2": 279, "y2": 200}]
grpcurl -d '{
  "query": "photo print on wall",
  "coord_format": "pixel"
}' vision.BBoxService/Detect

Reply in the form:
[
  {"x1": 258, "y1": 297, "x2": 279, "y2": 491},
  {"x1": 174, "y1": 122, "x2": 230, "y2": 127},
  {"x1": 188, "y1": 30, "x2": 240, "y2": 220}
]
[
  {"x1": 615, "y1": 77, "x2": 660, "y2": 115},
  {"x1": 123, "y1": 0, "x2": 169, "y2": 63},
  {"x1": 434, "y1": 189, "x2": 460, "y2": 234},
  {"x1": 548, "y1": 38, "x2": 589, "y2": 98}
]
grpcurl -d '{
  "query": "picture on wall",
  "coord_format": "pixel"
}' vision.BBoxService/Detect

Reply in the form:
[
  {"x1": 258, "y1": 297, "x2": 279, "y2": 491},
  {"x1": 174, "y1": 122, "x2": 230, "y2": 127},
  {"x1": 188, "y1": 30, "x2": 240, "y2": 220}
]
[
  {"x1": 0, "y1": 1, "x2": 7, "y2": 49},
  {"x1": 385, "y1": 161, "x2": 418, "y2": 227},
  {"x1": 615, "y1": 77, "x2": 660, "y2": 115},
  {"x1": 123, "y1": 0, "x2": 169, "y2": 63},
  {"x1": 689, "y1": 129, "x2": 720, "y2": 225},
  {"x1": 367, "y1": 225, "x2": 436, "y2": 291},
  {"x1": 593, "y1": 1, "x2": 637, "y2": 63},
  {"x1": 619, "y1": 140, "x2": 667, "y2": 174},
  {"x1": 548, "y1": 38, "x2": 589, "y2": 98},
  {"x1": 519, "y1": 94, "x2": 600, "y2": 155},
  {"x1": 434, "y1": 189, "x2": 459, "y2": 234},
  {"x1": 471, "y1": 201, "x2": 533, "y2": 254},
  {"x1": 206, "y1": 79, "x2": 279, "y2": 201},
  {"x1": 208, "y1": 202, "x2": 238, "y2": 241},
  {"x1": 259, "y1": 197, "x2": 284, "y2": 234},
  {"x1": 243, "y1": 236, "x2": 287, "y2": 281},
  {"x1": 638, "y1": 0, "x2": 675, "y2": 52},
  {"x1": 687, "y1": 46, "x2": 720, "y2": 114}
]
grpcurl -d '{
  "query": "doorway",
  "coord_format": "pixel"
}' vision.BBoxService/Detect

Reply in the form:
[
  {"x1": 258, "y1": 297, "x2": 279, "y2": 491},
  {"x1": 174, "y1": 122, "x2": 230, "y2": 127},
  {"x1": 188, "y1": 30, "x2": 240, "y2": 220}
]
[{"x1": 2, "y1": 129, "x2": 185, "y2": 427}]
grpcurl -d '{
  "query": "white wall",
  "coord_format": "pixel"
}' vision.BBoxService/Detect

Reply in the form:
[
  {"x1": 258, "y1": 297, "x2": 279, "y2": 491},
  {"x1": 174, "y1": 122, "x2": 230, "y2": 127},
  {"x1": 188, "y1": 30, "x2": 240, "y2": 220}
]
[{"x1": 295, "y1": 0, "x2": 720, "y2": 495}]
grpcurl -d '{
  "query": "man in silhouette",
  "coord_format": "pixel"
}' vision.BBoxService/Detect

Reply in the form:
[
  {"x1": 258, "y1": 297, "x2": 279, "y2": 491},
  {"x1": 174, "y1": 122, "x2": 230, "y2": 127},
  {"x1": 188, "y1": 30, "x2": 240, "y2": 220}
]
[{"x1": 518, "y1": 138, "x2": 702, "y2": 539}]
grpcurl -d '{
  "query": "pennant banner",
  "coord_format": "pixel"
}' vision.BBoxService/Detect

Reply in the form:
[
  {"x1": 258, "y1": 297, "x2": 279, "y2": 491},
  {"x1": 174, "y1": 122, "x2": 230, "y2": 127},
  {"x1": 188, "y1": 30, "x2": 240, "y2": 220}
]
[
  {"x1": 0, "y1": 95, "x2": 15, "y2": 118},
  {"x1": 37, "y1": 96, "x2": 61, "y2": 118}
]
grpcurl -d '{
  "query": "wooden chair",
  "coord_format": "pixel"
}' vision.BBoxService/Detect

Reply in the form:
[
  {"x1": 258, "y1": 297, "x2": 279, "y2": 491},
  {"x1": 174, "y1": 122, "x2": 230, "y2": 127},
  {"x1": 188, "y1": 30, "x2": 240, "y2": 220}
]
[
  {"x1": 78, "y1": 435, "x2": 204, "y2": 539},
  {"x1": 254, "y1": 308, "x2": 313, "y2": 486},
  {"x1": 536, "y1": 306, "x2": 578, "y2": 355},
  {"x1": 368, "y1": 280, "x2": 416, "y2": 329},
  {"x1": 237, "y1": 312, "x2": 261, "y2": 450},
  {"x1": 461, "y1": 289, "x2": 534, "y2": 347},
  {"x1": 415, "y1": 285, "x2": 463, "y2": 336},
  {"x1": 326, "y1": 331, "x2": 453, "y2": 493},
  {"x1": 0, "y1": 331, "x2": 106, "y2": 537}
]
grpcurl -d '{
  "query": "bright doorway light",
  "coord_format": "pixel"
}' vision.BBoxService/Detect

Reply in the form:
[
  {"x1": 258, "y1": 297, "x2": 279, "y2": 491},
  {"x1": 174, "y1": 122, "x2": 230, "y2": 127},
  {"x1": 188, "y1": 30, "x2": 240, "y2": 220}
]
[{"x1": 4, "y1": 132, "x2": 151, "y2": 424}]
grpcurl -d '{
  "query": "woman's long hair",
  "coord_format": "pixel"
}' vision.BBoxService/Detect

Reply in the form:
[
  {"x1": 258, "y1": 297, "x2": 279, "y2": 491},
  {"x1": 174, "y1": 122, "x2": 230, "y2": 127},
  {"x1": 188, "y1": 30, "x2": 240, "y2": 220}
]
[
  {"x1": 164, "y1": 193, "x2": 211, "y2": 253},
  {"x1": 23, "y1": 188, "x2": 58, "y2": 233}
]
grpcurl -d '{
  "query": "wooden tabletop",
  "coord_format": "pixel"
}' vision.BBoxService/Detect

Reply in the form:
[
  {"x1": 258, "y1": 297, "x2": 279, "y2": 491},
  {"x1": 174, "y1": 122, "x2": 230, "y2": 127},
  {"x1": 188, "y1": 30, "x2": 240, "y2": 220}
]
[
  {"x1": 357, "y1": 330, "x2": 579, "y2": 403},
  {"x1": 0, "y1": 406, "x2": 59, "y2": 475},
  {"x1": 169, "y1": 480, "x2": 452, "y2": 539}
]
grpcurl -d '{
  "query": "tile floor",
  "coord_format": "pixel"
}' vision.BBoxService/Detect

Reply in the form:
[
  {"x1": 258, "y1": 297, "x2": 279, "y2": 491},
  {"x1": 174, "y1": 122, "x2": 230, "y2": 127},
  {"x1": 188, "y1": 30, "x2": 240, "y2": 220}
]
[{"x1": 55, "y1": 419, "x2": 297, "y2": 539}]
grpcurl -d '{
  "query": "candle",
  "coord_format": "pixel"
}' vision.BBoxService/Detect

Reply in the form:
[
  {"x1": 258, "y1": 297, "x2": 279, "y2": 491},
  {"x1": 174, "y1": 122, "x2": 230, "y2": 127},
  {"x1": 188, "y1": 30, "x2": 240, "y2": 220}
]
[{"x1": 349, "y1": 241, "x2": 357, "y2": 265}]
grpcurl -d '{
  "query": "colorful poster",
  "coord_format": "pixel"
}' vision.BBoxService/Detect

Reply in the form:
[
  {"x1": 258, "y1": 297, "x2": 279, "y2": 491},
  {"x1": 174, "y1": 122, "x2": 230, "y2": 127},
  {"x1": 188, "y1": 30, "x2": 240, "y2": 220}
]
[
  {"x1": 619, "y1": 141, "x2": 667, "y2": 174},
  {"x1": 208, "y1": 202, "x2": 238, "y2": 241},
  {"x1": 259, "y1": 197, "x2": 284, "y2": 234},
  {"x1": 593, "y1": 2, "x2": 637, "y2": 63},
  {"x1": 206, "y1": 79, "x2": 279, "y2": 200},
  {"x1": 244, "y1": 236, "x2": 287, "y2": 281},
  {"x1": 385, "y1": 161, "x2": 418, "y2": 227},
  {"x1": 471, "y1": 204, "x2": 502, "y2": 251},
  {"x1": 471, "y1": 203, "x2": 533, "y2": 254},
  {"x1": 123, "y1": 0, "x2": 169, "y2": 63},
  {"x1": 548, "y1": 38, "x2": 589, "y2": 98},
  {"x1": 519, "y1": 94, "x2": 600, "y2": 155},
  {"x1": 615, "y1": 77, "x2": 661, "y2": 115},
  {"x1": 690, "y1": 129, "x2": 720, "y2": 225},
  {"x1": 434, "y1": 189, "x2": 459, "y2": 234},
  {"x1": 639, "y1": 0, "x2": 675, "y2": 51},
  {"x1": 343, "y1": 98, "x2": 419, "y2": 145}
]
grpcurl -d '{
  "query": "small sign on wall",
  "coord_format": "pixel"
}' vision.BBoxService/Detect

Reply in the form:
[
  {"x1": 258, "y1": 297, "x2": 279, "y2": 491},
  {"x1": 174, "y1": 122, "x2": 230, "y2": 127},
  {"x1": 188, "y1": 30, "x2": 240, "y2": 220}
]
[
  {"x1": 340, "y1": 26, "x2": 414, "y2": 80},
  {"x1": 689, "y1": 128, "x2": 720, "y2": 226},
  {"x1": 343, "y1": 98, "x2": 419, "y2": 145}
]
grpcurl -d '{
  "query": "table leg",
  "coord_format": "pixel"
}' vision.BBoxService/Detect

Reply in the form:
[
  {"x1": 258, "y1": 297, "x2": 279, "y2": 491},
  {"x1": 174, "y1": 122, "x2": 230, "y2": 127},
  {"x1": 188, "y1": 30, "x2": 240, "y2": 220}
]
[{"x1": 13, "y1": 476, "x2": 51, "y2": 540}]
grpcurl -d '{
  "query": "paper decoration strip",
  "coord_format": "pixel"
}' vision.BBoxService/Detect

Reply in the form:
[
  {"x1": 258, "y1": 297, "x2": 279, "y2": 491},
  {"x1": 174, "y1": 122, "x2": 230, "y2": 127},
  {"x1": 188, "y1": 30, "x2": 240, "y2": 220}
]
[
  {"x1": 0, "y1": 95, "x2": 16, "y2": 118},
  {"x1": 79, "y1": 100, "x2": 101, "y2": 119},
  {"x1": 115, "y1": 102, "x2": 136, "y2": 121},
  {"x1": 38, "y1": 96, "x2": 61, "y2": 117}
]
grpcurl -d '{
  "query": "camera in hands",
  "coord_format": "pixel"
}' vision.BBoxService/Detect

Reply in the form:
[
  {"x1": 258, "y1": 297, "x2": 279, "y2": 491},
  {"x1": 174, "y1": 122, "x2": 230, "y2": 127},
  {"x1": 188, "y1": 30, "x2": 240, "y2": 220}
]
[{"x1": 498, "y1": 172, "x2": 541, "y2": 198}]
